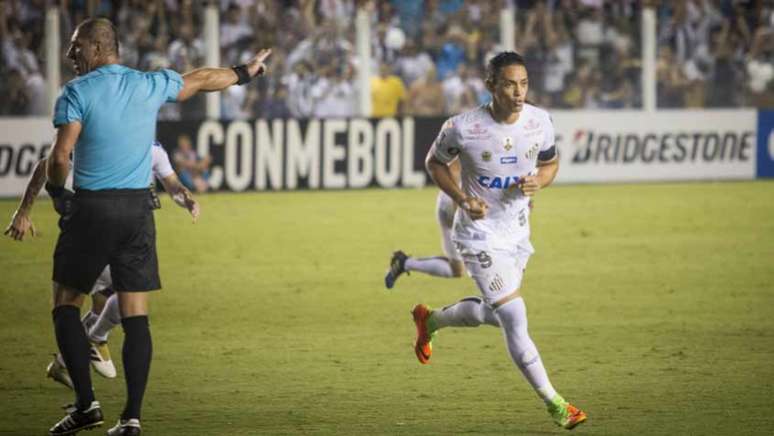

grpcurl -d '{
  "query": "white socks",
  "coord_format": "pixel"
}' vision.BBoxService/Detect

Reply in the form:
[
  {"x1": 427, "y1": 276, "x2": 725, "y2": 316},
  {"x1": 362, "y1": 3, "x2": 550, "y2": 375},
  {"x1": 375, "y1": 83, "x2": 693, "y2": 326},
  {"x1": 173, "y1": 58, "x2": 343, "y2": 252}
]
[
  {"x1": 88, "y1": 294, "x2": 121, "y2": 343},
  {"x1": 495, "y1": 297, "x2": 557, "y2": 402},
  {"x1": 430, "y1": 297, "x2": 500, "y2": 329},
  {"x1": 405, "y1": 257, "x2": 454, "y2": 278},
  {"x1": 81, "y1": 310, "x2": 99, "y2": 332}
]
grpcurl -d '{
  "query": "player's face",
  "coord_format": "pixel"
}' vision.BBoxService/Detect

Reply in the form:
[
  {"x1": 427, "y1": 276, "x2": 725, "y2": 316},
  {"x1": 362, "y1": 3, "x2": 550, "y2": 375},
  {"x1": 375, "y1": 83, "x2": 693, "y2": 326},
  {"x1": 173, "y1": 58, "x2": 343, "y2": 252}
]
[
  {"x1": 487, "y1": 64, "x2": 528, "y2": 114},
  {"x1": 66, "y1": 29, "x2": 94, "y2": 76}
]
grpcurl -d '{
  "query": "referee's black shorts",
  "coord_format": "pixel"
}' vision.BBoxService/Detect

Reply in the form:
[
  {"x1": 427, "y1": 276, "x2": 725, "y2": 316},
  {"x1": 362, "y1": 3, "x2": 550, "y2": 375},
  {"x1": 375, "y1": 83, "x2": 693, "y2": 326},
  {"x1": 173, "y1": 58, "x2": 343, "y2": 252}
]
[{"x1": 53, "y1": 188, "x2": 161, "y2": 294}]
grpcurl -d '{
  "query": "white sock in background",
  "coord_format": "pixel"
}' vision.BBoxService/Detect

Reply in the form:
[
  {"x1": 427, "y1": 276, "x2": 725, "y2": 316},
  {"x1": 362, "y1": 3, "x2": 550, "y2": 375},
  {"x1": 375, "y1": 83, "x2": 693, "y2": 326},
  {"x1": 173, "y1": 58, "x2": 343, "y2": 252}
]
[
  {"x1": 88, "y1": 294, "x2": 121, "y2": 343},
  {"x1": 81, "y1": 310, "x2": 99, "y2": 331},
  {"x1": 495, "y1": 297, "x2": 557, "y2": 402},
  {"x1": 405, "y1": 257, "x2": 454, "y2": 278},
  {"x1": 431, "y1": 297, "x2": 500, "y2": 329}
]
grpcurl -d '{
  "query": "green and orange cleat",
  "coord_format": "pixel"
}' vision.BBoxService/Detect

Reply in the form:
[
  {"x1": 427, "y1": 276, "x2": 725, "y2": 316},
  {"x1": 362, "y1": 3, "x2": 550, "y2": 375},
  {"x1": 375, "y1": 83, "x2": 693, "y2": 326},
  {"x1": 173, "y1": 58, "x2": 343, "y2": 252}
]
[
  {"x1": 547, "y1": 395, "x2": 587, "y2": 430},
  {"x1": 411, "y1": 304, "x2": 436, "y2": 364}
]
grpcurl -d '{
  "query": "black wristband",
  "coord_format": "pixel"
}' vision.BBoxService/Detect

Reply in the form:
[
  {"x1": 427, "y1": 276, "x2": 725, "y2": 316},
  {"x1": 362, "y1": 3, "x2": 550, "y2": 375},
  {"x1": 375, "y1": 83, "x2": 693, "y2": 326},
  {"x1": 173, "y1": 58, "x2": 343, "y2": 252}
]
[
  {"x1": 45, "y1": 182, "x2": 64, "y2": 198},
  {"x1": 231, "y1": 64, "x2": 251, "y2": 85}
]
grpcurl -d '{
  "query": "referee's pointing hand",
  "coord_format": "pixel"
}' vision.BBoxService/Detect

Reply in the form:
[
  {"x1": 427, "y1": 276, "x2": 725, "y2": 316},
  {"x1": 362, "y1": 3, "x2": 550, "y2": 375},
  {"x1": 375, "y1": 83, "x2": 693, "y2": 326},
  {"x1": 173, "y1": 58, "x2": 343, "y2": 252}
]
[{"x1": 247, "y1": 49, "x2": 272, "y2": 78}]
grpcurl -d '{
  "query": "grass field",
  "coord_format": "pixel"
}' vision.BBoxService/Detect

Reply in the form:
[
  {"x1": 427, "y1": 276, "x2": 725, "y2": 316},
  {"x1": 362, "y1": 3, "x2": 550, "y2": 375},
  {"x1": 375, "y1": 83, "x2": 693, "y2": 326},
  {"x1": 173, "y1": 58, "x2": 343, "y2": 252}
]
[{"x1": 1, "y1": 181, "x2": 773, "y2": 435}]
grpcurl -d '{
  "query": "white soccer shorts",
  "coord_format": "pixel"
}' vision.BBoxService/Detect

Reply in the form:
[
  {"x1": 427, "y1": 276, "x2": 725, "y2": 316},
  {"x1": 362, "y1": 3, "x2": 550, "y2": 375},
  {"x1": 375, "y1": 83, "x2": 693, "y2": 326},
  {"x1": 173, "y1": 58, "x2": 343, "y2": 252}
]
[
  {"x1": 436, "y1": 191, "x2": 462, "y2": 262},
  {"x1": 89, "y1": 266, "x2": 113, "y2": 295},
  {"x1": 455, "y1": 236, "x2": 534, "y2": 306}
]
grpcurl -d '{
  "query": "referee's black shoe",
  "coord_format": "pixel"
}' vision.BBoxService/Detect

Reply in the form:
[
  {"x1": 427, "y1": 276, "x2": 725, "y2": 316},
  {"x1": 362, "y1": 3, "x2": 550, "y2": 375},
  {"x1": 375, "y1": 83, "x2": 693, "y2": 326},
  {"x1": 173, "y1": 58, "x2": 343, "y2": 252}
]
[
  {"x1": 49, "y1": 401, "x2": 103, "y2": 435},
  {"x1": 107, "y1": 419, "x2": 141, "y2": 435}
]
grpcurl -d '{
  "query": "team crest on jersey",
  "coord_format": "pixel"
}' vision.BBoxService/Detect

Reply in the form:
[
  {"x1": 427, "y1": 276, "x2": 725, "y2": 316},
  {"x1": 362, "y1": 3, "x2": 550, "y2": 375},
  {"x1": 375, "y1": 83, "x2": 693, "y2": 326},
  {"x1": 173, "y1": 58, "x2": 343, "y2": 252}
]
[
  {"x1": 481, "y1": 151, "x2": 492, "y2": 161},
  {"x1": 503, "y1": 136, "x2": 513, "y2": 151},
  {"x1": 526, "y1": 143, "x2": 540, "y2": 161}
]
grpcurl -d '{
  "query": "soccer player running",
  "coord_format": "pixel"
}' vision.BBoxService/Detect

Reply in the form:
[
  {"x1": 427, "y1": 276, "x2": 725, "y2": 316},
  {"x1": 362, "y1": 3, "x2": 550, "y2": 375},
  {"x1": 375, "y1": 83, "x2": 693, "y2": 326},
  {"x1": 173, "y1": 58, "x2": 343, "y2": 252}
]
[
  {"x1": 413, "y1": 51, "x2": 587, "y2": 430},
  {"x1": 5, "y1": 141, "x2": 201, "y2": 388},
  {"x1": 40, "y1": 18, "x2": 269, "y2": 435},
  {"x1": 384, "y1": 160, "x2": 465, "y2": 288}
]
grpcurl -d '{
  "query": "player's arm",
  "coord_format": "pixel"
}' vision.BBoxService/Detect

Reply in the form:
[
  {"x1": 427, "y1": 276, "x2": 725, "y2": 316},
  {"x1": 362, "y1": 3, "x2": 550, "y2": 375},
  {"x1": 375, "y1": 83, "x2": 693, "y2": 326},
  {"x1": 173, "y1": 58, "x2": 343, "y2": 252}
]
[
  {"x1": 520, "y1": 114, "x2": 560, "y2": 197},
  {"x1": 177, "y1": 48, "x2": 271, "y2": 101},
  {"x1": 158, "y1": 173, "x2": 200, "y2": 223},
  {"x1": 3, "y1": 157, "x2": 47, "y2": 240},
  {"x1": 426, "y1": 153, "x2": 487, "y2": 220}
]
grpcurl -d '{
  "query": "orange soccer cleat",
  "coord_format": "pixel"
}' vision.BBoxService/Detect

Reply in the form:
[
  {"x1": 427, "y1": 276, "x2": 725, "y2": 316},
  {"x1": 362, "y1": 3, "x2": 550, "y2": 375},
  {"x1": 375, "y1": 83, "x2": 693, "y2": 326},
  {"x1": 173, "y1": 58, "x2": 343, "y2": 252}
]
[
  {"x1": 547, "y1": 395, "x2": 588, "y2": 430},
  {"x1": 411, "y1": 304, "x2": 435, "y2": 364}
]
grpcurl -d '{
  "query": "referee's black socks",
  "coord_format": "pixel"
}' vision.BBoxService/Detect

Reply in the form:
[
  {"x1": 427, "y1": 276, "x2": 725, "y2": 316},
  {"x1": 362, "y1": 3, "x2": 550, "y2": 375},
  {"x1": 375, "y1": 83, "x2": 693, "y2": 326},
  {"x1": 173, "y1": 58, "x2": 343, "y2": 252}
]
[
  {"x1": 121, "y1": 315, "x2": 152, "y2": 420},
  {"x1": 52, "y1": 305, "x2": 95, "y2": 410}
]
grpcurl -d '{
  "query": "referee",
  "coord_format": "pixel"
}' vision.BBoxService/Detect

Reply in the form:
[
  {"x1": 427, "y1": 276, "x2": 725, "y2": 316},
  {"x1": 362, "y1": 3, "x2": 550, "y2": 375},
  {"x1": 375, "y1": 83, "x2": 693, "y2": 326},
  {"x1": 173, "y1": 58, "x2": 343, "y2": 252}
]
[{"x1": 46, "y1": 18, "x2": 270, "y2": 436}]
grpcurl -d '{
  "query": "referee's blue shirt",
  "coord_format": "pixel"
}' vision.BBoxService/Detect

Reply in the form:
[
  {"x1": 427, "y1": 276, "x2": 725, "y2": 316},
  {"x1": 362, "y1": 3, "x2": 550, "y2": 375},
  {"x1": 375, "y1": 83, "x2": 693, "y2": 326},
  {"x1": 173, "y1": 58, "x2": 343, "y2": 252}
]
[{"x1": 53, "y1": 64, "x2": 183, "y2": 190}]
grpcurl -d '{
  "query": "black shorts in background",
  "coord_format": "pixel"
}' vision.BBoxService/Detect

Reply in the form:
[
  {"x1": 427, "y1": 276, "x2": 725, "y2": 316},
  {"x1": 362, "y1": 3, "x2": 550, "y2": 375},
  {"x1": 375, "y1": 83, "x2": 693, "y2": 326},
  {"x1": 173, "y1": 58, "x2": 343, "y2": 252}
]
[{"x1": 53, "y1": 188, "x2": 161, "y2": 293}]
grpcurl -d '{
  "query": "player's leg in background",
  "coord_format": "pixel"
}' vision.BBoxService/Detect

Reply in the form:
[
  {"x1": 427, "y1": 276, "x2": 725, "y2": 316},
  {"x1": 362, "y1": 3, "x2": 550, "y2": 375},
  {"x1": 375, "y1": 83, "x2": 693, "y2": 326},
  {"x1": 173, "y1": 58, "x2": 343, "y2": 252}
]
[
  {"x1": 85, "y1": 289, "x2": 119, "y2": 379},
  {"x1": 89, "y1": 292, "x2": 121, "y2": 344},
  {"x1": 385, "y1": 192, "x2": 464, "y2": 289},
  {"x1": 404, "y1": 191, "x2": 464, "y2": 278},
  {"x1": 81, "y1": 292, "x2": 105, "y2": 332}
]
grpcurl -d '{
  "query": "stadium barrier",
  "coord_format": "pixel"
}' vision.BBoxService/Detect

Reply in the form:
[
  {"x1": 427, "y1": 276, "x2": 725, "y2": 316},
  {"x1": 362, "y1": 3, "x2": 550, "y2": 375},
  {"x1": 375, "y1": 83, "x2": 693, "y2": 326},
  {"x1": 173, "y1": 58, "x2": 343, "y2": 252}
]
[{"x1": 0, "y1": 110, "x2": 768, "y2": 197}]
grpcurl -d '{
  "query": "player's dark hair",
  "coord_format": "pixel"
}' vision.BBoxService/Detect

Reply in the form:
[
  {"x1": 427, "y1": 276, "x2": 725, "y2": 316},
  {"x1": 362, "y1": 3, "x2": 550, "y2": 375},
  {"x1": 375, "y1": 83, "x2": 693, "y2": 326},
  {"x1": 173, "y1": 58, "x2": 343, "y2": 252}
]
[
  {"x1": 486, "y1": 51, "x2": 526, "y2": 84},
  {"x1": 77, "y1": 17, "x2": 119, "y2": 55}
]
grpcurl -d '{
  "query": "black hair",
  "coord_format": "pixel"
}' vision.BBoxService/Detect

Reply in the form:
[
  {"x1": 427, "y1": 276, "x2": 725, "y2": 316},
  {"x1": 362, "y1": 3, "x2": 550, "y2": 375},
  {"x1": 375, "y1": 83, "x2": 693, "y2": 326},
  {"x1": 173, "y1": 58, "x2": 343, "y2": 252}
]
[
  {"x1": 486, "y1": 51, "x2": 526, "y2": 83},
  {"x1": 77, "y1": 17, "x2": 119, "y2": 55}
]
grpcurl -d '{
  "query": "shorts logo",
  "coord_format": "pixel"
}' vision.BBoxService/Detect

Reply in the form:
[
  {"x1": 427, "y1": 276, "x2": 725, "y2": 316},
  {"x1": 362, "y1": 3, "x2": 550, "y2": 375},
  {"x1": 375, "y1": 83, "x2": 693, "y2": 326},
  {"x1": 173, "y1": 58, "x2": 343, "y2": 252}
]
[
  {"x1": 500, "y1": 156, "x2": 518, "y2": 164},
  {"x1": 489, "y1": 274, "x2": 504, "y2": 292},
  {"x1": 482, "y1": 151, "x2": 492, "y2": 161},
  {"x1": 476, "y1": 251, "x2": 492, "y2": 269}
]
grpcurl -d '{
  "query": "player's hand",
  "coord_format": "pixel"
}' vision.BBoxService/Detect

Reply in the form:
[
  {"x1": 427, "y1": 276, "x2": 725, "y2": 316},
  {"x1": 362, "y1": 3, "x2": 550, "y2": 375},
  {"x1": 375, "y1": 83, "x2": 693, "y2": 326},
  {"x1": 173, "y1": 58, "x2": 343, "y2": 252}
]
[
  {"x1": 186, "y1": 197, "x2": 200, "y2": 223},
  {"x1": 4, "y1": 210, "x2": 36, "y2": 241},
  {"x1": 518, "y1": 176, "x2": 541, "y2": 197},
  {"x1": 247, "y1": 48, "x2": 272, "y2": 78},
  {"x1": 460, "y1": 197, "x2": 488, "y2": 220},
  {"x1": 173, "y1": 190, "x2": 200, "y2": 223}
]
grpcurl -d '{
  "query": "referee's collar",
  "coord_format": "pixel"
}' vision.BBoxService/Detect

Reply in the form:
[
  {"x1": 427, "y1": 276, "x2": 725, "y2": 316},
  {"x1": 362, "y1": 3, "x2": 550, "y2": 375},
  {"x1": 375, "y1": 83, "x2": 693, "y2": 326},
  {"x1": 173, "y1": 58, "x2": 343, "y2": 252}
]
[{"x1": 93, "y1": 63, "x2": 126, "y2": 73}]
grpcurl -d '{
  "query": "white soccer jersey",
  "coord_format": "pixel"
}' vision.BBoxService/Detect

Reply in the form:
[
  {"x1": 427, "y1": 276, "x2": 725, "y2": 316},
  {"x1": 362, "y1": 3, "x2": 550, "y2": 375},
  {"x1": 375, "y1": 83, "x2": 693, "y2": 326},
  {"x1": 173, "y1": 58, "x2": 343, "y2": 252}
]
[
  {"x1": 150, "y1": 140, "x2": 175, "y2": 181},
  {"x1": 430, "y1": 104, "x2": 556, "y2": 245},
  {"x1": 65, "y1": 141, "x2": 174, "y2": 190}
]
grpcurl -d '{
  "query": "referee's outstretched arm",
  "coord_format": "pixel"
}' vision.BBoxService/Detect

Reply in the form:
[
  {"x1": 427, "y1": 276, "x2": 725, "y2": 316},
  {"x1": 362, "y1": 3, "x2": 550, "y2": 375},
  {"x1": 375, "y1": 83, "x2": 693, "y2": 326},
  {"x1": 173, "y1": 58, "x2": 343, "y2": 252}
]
[{"x1": 177, "y1": 48, "x2": 272, "y2": 101}]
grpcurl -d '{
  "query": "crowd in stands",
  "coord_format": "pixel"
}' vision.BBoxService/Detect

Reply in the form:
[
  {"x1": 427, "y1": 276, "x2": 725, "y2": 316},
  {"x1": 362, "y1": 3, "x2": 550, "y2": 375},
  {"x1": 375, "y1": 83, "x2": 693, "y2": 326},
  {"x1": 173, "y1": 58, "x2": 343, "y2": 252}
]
[{"x1": 1, "y1": 0, "x2": 773, "y2": 119}]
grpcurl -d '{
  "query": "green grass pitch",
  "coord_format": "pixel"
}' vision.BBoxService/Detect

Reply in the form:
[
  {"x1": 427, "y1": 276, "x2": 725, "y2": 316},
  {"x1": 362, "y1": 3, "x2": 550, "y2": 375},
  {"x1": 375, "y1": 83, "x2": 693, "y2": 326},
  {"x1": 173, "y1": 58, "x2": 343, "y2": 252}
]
[{"x1": 1, "y1": 181, "x2": 773, "y2": 435}]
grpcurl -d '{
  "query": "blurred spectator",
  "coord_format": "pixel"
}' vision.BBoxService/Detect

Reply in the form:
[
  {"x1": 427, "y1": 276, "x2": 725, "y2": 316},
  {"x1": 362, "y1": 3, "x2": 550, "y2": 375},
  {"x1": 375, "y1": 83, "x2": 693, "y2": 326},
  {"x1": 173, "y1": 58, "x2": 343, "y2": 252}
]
[
  {"x1": 395, "y1": 40, "x2": 435, "y2": 87},
  {"x1": 746, "y1": 28, "x2": 774, "y2": 107},
  {"x1": 371, "y1": 63, "x2": 406, "y2": 117},
  {"x1": 221, "y1": 3, "x2": 251, "y2": 50},
  {"x1": 255, "y1": 83, "x2": 292, "y2": 119},
  {"x1": 442, "y1": 64, "x2": 480, "y2": 114},
  {"x1": 435, "y1": 26, "x2": 467, "y2": 80},
  {"x1": 311, "y1": 64, "x2": 357, "y2": 118},
  {"x1": 283, "y1": 61, "x2": 316, "y2": 118},
  {"x1": 2, "y1": 0, "x2": 773, "y2": 117},
  {"x1": 174, "y1": 135, "x2": 211, "y2": 193},
  {"x1": 406, "y1": 66, "x2": 445, "y2": 116},
  {"x1": 168, "y1": 22, "x2": 204, "y2": 71},
  {"x1": 0, "y1": 69, "x2": 29, "y2": 115},
  {"x1": 221, "y1": 83, "x2": 251, "y2": 120}
]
